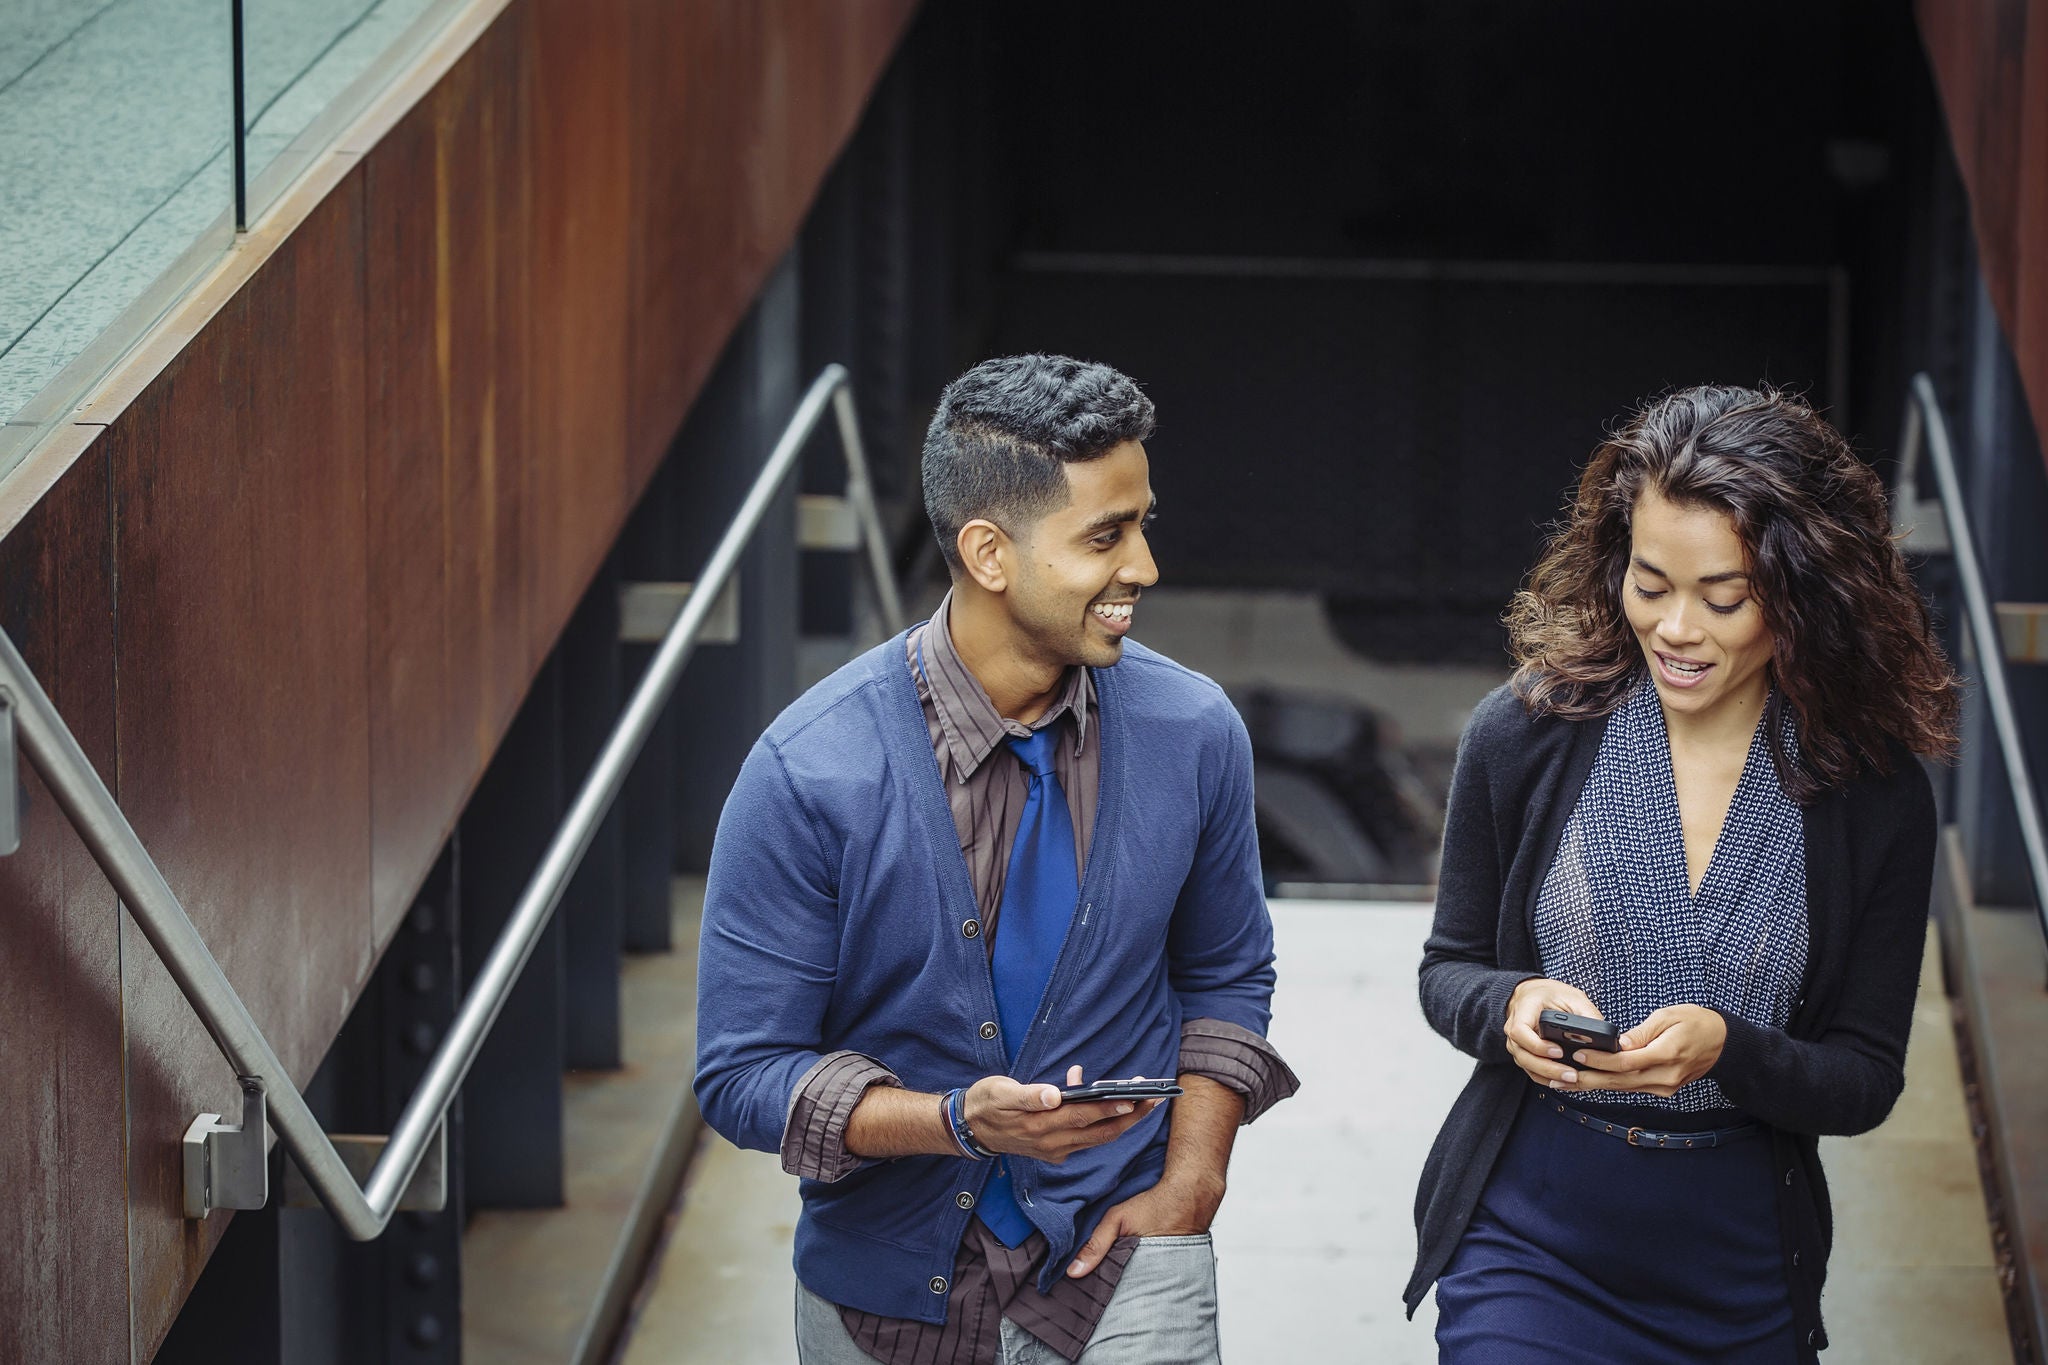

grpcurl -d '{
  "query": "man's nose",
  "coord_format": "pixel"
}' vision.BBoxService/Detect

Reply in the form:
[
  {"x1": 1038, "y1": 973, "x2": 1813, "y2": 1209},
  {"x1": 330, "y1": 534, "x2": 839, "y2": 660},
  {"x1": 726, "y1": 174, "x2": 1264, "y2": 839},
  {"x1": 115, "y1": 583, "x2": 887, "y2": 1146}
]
[{"x1": 1120, "y1": 531, "x2": 1159, "y2": 588}]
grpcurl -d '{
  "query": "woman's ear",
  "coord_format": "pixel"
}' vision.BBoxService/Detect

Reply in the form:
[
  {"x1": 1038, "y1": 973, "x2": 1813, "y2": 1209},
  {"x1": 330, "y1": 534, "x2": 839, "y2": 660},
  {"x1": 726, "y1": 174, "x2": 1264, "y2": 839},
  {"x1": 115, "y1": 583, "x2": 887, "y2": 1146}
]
[{"x1": 957, "y1": 519, "x2": 1009, "y2": 593}]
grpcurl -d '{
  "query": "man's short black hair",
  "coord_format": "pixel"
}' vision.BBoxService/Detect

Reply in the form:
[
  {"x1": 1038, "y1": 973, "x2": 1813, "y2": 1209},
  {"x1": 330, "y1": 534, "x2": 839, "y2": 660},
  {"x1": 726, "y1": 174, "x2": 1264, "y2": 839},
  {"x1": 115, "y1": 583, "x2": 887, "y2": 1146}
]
[{"x1": 921, "y1": 354, "x2": 1155, "y2": 575}]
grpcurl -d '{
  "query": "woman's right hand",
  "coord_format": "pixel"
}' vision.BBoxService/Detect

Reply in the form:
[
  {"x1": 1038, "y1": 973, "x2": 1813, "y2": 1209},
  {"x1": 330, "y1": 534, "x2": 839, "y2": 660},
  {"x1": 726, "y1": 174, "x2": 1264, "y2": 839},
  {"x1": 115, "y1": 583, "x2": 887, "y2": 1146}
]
[{"x1": 1503, "y1": 977, "x2": 1603, "y2": 1088}]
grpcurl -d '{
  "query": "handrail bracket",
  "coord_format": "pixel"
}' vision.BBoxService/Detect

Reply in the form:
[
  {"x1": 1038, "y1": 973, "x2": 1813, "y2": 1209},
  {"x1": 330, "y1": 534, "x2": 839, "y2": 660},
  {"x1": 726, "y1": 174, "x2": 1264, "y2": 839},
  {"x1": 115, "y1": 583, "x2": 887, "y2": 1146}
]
[{"x1": 182, "y1": 1077, "x2": 269, "y2": 1219}]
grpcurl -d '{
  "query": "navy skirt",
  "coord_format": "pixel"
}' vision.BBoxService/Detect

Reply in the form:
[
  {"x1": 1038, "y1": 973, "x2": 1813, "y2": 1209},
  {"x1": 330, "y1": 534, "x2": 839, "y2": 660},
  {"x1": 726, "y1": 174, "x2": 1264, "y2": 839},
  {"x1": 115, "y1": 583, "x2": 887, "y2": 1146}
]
[{"x1": 1436, "y1": 1087, "x2": 1800, "y2": 1364}]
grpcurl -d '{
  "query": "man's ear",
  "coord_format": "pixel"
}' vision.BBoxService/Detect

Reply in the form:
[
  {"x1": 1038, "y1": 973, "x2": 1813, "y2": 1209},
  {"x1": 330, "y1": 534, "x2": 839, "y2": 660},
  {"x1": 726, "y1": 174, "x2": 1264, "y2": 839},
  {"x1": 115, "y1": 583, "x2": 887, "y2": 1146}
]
[{"x1": 956, "y1": 519, "x2": 1009, "y2": 593}]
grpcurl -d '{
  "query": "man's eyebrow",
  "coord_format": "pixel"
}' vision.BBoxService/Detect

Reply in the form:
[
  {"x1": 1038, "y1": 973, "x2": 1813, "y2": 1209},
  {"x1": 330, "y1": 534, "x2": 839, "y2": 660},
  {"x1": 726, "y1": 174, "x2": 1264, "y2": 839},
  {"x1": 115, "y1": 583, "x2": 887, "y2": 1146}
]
[
  {"x1": 1632, "y1": 555, "x2": 1748, "y2": 585},
  {"x1": 1078, "y1": 498, "x2": 1157, "y2": 537}
]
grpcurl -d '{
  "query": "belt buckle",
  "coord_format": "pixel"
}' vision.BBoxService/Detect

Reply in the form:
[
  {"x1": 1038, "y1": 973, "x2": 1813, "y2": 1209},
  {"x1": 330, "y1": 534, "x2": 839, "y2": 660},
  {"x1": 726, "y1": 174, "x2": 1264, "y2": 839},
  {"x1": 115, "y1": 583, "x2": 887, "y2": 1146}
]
[{"x1": 1625, "y1": 1126, "x2": 1646, "y2": 1147}]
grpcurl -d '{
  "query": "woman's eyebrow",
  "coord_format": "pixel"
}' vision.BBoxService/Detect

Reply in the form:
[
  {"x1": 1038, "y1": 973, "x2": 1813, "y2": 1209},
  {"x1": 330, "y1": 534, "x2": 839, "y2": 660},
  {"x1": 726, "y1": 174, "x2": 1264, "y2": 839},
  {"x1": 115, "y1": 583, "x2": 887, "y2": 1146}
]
[{"x1": 1631, "y1": 554, "x2": 1748, "y2": 585}]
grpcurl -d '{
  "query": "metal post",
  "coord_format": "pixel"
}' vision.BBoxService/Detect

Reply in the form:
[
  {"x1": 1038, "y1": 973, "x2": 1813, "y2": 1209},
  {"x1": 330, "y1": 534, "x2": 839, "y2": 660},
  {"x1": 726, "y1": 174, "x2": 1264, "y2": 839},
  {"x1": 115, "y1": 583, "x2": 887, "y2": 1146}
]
[
  {"x1": 0, "y1": 690, "x2": 19, "y2": 857},
  {"x1": 1905, "y1": 374, "x2": 2048, "y2": 942},
  {"x1": 832, "y1": 380, "x2": 907, "y2": 635}
]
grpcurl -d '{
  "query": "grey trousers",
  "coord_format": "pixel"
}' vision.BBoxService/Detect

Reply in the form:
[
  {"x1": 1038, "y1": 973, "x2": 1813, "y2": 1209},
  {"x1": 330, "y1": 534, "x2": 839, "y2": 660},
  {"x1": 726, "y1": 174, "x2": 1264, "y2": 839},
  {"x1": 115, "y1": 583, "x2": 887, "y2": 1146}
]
[{"x1": 795, "y1": 1233, "x2": 1223, "y2": 1365}]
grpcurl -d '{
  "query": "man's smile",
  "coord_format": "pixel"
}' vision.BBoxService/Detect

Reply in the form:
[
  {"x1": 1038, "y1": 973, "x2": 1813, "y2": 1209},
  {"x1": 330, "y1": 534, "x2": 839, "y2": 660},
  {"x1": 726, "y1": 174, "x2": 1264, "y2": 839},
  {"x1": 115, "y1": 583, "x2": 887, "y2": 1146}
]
[{"x1": 1089, "y1": 598, "x2": 1137, "y2": 635}]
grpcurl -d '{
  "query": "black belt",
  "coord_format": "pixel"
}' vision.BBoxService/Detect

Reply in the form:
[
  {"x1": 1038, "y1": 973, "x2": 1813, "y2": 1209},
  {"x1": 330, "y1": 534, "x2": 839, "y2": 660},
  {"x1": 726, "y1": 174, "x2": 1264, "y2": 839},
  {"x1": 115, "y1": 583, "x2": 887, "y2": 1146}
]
[{"x1": 1543, "y1": 1093, "x2": 1760, "y2": 1150}]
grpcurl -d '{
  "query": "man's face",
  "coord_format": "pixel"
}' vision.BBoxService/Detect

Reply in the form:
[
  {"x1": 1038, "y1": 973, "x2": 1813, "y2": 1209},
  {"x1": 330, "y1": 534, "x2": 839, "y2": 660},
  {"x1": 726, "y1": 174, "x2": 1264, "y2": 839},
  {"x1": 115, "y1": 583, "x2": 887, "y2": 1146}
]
[{"x1": 1003, "y1": 441, "x2": 1159, "y2": 670}]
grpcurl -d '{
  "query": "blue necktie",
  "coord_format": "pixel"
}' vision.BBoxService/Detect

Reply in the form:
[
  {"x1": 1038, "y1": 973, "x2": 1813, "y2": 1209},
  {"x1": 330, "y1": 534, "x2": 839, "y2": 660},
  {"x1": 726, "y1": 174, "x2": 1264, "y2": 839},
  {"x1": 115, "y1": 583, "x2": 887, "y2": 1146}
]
[{"x1": 978, "y1": 725, "x2": 1081, "y2": 1247}]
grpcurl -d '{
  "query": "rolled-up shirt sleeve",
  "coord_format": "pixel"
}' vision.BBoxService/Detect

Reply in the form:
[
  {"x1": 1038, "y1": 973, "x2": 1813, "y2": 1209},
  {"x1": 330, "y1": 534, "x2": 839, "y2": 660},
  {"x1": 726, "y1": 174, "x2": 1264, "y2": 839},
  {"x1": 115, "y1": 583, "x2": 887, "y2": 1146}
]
[
  {"x1": 1178, "y1": 1017, "x2": 1300, "y2": 1124},
  {"x1": 780, "y1": 1050, "x2": 903, "y2": 1181}
]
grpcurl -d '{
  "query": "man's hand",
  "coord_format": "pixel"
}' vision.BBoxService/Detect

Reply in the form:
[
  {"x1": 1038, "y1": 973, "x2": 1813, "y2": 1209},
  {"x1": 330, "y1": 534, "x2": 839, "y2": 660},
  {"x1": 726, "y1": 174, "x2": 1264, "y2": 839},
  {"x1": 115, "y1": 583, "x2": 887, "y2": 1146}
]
[
  {"x1": 967, "y1": 1064, "x2": 1161, "y2": 1163},
  {"x1": 1502, "y1": 977, "x2": 1603, "y2": 1088},
  {"x1": 1563, "y1": 1004, "x2": 1727, "y2": 1098},
  {"x1": 1064, "y1": 1171, "x2": 1223, "y2": 1277},
  {"x1": 843, "y1": 1064, "x2": 1156, "y2": 1162},
  {"x1": 1066, "y1": 1074, "x2": 1242, "y2": 1278}
]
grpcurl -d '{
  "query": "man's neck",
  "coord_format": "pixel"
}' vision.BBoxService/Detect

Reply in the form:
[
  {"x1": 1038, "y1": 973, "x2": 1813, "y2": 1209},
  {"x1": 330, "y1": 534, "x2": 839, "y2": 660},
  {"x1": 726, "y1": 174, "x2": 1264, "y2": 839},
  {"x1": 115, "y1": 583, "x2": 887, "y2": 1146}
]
[{"x1": 946, "y1": 586, "x2": 1066, "y2": 725}]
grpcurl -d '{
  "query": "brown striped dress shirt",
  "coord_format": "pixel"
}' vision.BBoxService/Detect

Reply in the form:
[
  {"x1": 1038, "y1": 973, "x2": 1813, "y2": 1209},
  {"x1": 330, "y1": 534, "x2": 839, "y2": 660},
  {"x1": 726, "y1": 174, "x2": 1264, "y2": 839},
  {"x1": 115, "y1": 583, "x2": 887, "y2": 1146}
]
[{"x1": 781, "y1": 592, "x2": 1299, "y2": 1364}]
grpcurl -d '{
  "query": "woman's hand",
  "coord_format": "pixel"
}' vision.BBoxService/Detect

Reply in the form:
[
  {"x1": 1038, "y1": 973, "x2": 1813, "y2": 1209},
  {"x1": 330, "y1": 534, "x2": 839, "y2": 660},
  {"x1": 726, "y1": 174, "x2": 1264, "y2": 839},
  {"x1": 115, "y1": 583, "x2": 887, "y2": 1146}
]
[
  {"x1": 1503, "y1": 977, "x2": 1604, "y2": 1087},
  {"x1": 1564, "y1": 1005, "x2": 1728, "y2": 1098}
]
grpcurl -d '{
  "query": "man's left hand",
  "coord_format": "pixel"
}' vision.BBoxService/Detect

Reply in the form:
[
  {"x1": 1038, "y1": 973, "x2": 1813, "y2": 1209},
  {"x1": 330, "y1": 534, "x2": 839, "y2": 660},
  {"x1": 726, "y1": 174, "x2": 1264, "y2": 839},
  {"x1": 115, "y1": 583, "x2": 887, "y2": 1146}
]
[
  {"x1": 1065, "y1": 1170, "x2": 1225, "y2": 1278},
  {"x1": 1563, "y1": 1003, "x2": 1727, "y2": 1098},
  {"x1": 1063, "y1": 1072, "x2": 1242, "y2": 1278}
]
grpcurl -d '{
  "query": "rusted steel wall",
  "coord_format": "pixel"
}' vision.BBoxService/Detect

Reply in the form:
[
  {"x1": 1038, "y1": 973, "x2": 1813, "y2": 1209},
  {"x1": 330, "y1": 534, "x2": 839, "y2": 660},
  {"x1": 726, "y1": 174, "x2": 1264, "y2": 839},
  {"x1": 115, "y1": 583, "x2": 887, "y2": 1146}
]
[
  {"x1": 0, "y1": 455, "x2": 127, "y2": 1362},
  {"x1": 0, "y1": 1, "x2": 915, "y2": 1358},
  {"x1": 1917, "y1": 0, "x2": 2048, "y2": 449}
]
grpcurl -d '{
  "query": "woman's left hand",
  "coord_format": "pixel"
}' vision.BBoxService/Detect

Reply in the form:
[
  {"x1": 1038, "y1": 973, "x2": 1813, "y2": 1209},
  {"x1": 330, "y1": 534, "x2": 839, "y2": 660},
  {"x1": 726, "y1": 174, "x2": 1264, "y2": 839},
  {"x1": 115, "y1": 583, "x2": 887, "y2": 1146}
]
[{"x1": 1560, "y1": 1004, "x2": 1728, "y2": 1098}]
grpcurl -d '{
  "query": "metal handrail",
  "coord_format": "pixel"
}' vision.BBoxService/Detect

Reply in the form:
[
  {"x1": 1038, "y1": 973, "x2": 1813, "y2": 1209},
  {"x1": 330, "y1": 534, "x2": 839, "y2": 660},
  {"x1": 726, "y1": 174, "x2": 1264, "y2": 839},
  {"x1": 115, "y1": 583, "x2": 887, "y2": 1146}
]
[
  {"x1": 0, "y1": 363, "x2": 903, "y2": 1238},
  {"x1": 1894, "y1": 371, "x2": 2048, "y2": 942}
]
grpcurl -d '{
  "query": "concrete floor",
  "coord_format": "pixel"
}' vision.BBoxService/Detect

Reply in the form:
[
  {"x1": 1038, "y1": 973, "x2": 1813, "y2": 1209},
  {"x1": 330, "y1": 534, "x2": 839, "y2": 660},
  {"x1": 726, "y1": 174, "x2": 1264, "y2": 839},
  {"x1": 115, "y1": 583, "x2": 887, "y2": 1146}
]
[
  {"x1": 614, "y1": 905, "x2": 2009, "y2": 1363},
  {"x1": 464, "y1": 881, "x2": 707, "y2": 1365}
]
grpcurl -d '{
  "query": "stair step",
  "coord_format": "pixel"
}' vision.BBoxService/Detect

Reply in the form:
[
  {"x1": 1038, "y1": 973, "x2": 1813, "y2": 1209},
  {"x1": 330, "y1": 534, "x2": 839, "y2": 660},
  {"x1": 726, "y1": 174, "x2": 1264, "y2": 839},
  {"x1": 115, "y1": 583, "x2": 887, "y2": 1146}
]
[
  {"x1": 1937, "y1": 827, "x2": 2048, "y2": 1359},
  {"x1": 460, "y1": 878, "x2": 707, "y2": 1364}
]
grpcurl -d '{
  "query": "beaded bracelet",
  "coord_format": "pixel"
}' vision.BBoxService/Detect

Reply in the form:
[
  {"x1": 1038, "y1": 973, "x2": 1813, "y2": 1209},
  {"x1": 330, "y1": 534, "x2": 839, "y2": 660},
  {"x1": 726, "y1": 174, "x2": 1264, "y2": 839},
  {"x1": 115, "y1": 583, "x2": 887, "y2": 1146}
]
[{"x1": 943, "y1": 1087, "x2": 996, "y2": 1160}]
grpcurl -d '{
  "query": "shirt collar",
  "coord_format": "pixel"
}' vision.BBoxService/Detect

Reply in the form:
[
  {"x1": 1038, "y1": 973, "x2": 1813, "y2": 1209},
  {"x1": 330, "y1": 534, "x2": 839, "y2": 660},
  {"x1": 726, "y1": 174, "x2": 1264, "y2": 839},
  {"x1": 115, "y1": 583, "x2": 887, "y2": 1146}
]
[{"x1": 915, "y1": 590, "x2": 1093, "y2": 782}]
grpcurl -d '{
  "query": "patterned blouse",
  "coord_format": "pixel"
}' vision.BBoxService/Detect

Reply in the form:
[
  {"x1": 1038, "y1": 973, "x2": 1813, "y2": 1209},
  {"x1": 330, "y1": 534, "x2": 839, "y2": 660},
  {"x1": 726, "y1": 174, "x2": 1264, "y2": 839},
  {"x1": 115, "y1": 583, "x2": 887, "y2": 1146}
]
[{"x1": 1534, "y1": 679, "x2": 1808, "y2": 1113}]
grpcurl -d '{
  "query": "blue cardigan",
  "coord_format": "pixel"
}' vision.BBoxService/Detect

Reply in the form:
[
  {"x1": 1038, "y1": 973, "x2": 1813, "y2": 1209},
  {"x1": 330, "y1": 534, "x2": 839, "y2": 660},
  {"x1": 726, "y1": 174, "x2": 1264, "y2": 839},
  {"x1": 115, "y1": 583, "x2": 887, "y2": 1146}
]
[{"x1": 695, "y1": 633, "x2": 1277, "y2": 1322}]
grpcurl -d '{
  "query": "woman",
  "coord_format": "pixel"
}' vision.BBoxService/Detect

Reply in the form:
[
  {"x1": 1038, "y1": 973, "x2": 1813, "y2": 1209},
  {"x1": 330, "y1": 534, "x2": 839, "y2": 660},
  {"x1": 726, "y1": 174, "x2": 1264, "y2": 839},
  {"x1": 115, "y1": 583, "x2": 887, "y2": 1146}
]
[{"x1": 1405, "y1": 385, "x2": 1959, "y2": 1363}]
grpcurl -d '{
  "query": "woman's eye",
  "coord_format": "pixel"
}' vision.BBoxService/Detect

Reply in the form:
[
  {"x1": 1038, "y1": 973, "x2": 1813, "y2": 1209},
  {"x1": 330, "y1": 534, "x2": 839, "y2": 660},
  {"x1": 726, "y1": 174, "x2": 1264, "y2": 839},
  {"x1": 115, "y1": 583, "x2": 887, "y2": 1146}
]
[
  {"x1": 1706, "y1": 599, "x2": 1747, "y2": 616},
  {"x1": 1632, "y1": 584, "x2": 1665, "y2": 601}
]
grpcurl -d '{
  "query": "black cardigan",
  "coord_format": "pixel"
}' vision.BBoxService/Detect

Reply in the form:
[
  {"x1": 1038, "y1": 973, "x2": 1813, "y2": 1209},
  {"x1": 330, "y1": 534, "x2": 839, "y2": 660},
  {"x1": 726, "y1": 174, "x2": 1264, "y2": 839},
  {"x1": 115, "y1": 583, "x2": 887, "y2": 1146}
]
[{"x1": 1406, "y1": 683, "x2": 1937, "y2": 1357}]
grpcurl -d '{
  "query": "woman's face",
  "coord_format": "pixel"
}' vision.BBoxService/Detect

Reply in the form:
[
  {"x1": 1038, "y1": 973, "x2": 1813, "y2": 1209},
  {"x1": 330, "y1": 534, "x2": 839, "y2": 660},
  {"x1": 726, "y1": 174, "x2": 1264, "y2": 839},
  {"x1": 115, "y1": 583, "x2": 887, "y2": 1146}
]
[{"x1": 1623, "y1": 487, "x2": 1775, "y2": 723}]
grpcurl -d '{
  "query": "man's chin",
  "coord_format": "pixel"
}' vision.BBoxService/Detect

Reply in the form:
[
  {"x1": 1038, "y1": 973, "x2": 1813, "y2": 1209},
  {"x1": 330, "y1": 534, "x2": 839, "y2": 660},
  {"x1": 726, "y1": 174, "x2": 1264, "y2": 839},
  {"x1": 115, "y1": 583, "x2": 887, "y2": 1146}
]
[{"x1": 1079, "y1": 635, "x2": 1128, "y2": 668}]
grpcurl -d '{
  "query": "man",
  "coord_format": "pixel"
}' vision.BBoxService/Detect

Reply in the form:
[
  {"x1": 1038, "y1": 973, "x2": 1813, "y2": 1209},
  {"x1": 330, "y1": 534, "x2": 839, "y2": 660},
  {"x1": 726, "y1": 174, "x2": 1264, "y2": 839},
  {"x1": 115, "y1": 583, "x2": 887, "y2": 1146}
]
[{"x1": 696, "y1": 354, "x2": 1296, "y2": 1364}]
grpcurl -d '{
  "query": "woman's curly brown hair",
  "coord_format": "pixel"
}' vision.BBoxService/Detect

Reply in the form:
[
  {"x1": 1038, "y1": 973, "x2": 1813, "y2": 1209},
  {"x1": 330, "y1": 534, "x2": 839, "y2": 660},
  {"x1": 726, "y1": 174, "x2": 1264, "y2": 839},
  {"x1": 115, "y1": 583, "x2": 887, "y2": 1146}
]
[{"x1": 1507, "y1": 383, "x2": 1959, "y2": 802}]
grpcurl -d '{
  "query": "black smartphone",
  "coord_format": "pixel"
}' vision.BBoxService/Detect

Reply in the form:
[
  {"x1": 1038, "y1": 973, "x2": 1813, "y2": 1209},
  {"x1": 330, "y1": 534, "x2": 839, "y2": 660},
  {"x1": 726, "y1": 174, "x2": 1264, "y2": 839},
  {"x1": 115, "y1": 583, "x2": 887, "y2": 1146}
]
[
  {"x1": 1057, "y1": 1077, "x2": 1184, "y2": 1103},
  {"x1": 1537, "y1": 1009, "x2": 1621, "y2": 1054}
]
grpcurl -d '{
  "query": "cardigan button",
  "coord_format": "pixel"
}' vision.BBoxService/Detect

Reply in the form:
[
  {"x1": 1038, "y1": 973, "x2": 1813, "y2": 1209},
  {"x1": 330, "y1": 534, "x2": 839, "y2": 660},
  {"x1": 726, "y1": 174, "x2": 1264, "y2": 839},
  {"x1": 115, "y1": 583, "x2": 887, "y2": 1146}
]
[
  {"x1": 930, "y1": 1276, "x2": 949, "y2": 1295},
  {"x1": 979, "y1": 1021, "x2": 999, "y2": 1040},
  {"x1": 1784, "y1": 1169, "x2": 1795, "y2": 1186},
  {"x1": 956, "y1": 1191, "x2": 976, "y2": 1210},
  {"x1": 963, "y1": 919, "x2": 981, "y2": 939},
  {"x1": 1792, "y1": 1251, "x2": 1800, "y2": 1267}
]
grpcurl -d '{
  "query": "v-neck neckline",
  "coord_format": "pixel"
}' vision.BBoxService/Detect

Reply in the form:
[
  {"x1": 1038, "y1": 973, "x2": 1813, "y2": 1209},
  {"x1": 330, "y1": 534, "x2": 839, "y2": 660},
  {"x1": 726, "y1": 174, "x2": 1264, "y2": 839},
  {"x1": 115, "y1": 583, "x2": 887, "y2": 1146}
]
[
  {"x1": 887, "y1": 629, "x2": 1122, "y2": 1074},
  {"x1": 1646, "y1": 690, "x2": 1771, "y2": 907}
]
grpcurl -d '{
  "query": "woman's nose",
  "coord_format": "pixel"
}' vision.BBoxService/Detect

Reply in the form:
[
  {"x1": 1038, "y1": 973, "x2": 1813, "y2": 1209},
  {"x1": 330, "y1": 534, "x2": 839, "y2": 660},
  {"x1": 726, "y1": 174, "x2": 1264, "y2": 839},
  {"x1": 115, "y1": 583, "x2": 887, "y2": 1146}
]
[{"x1": 1657, "y1": 601, "x2": 1704, "y2": 644}]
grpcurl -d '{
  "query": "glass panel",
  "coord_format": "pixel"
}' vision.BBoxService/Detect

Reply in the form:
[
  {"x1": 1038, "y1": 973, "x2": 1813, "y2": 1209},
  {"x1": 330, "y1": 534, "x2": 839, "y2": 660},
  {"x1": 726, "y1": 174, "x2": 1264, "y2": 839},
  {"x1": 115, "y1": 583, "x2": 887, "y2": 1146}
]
[
  {"x1": 0, "y1": 0, "x2": 235, "y2": 473},
  {"x1": 242, "y1": 0, "x2": 456, "y2": 221}
]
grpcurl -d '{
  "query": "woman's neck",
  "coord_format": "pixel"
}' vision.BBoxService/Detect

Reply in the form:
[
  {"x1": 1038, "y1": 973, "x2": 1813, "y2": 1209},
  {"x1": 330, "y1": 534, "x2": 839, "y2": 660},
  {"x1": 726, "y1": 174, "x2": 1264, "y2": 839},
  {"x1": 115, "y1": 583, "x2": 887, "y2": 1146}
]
[{"x1": 1659, "y1": 674, "x2": 1770, "y2": 759}]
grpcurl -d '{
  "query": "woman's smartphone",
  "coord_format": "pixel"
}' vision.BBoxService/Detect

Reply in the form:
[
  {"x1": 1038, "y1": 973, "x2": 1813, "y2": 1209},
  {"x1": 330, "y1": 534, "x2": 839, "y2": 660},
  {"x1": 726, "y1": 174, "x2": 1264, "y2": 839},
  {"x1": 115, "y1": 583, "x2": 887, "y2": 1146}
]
[
  {"x1": 1057, "y1": 1077, "x2": 1184, "y2": 1103},
  {"x1": 1537, "y1": 1009, "x2": 1621, "y2": 1053}
]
